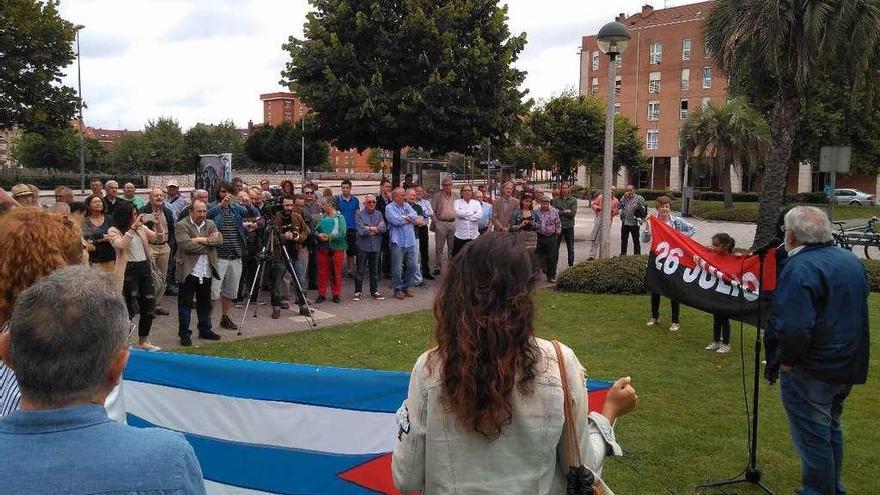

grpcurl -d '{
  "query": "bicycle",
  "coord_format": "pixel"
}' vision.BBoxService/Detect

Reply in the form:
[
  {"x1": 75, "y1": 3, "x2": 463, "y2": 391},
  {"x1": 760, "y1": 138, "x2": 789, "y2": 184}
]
[{"x1": 831, "y1": 216, "x2": 880, "y2": 259}]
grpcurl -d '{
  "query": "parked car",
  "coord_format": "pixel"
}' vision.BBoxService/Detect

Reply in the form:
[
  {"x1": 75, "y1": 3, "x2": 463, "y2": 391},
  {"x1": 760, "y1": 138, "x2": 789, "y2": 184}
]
[{"x1": 833, "y1": 188, "x2": 876, "y2": 206}]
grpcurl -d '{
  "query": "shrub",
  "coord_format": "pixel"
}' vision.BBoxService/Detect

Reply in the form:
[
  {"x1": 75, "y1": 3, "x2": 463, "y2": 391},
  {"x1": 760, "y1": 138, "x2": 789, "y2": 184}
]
[
  {"x1": 698, "y1": 208, "x2": 759, "y2": 223},
  {"x1": 785, "y1": 192, "x2": 829, "y2": 204},
  {"x1": 694, "y1": 191, "x2": 760, "y2": 202},
  {"x1": 556, "y1": 255, "x2": 648, "y2": 294},
  {"x1": 863, "y1": 259, "x2": 880, "y2": 292}
]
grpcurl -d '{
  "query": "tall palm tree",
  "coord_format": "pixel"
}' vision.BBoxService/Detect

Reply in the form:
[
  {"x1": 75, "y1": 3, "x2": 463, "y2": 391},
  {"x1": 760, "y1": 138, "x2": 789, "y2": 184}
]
[
  {"x1": 705, "y1": 0, "x2": 880, "y2": 246},
  {"x1": 681, "y1": 98, "x2": 770, "y2": 208}
]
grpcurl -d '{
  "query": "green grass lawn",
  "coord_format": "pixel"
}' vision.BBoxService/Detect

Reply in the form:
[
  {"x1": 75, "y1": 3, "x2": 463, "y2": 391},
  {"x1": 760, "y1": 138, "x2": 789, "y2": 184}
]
[
  {"x1": 179, "y1": 292, "x2": 880, "y2": 494},
  {"x1": 670, "y1": 199, "x2": 880, "y2": 225}
]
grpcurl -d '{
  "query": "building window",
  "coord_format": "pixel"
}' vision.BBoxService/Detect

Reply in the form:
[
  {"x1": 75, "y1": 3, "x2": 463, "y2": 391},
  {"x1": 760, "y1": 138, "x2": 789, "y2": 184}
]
[
  {"x1": 649, "y1": 42, "x2": 662, "y2": 64},
  {"x1": 648, "y1": 72, "x2": 661, "y2": 93},
  {"x1": 680, "y1": 68, "x2": 690, "y2": 91},
  {"x1": 702, "y1": 96, "x2": 711, "y2": 109},
  {"x1": 647, "y1": 101, "x2": 660, "y2": 121},
  {"x1": 592, "y1": 51, "x2": 600, "y2": 70},
  {"x1": 616, "y1": 55, "x2": 623, "y2": 68},
  {"x1": 682, "y1": 39, "x2": 691, "y2": 61},
  {"x1": 680, "y1": 99, "x2": 689, "y2": 120},
  {"x1": 591, "y1": 77, "x2": 599, "y2": 95},
  {"x1": 614, "y1": 76, "x2": 622, "y2": 95},
  {"x1": 702, "y1": 67, "x2": 712, "y2": 89},
  {"x1": 614, "y1": 103, "x2": 621, "y2": 115},
  {"x1": 647, "y1": 130, "x2": 659, "y2": 150}
]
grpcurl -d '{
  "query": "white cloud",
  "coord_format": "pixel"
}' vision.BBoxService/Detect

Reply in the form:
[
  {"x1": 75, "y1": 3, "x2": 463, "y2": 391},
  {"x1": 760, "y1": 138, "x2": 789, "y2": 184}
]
[{"x1": 57, "y1": 0, "x2": 701, "y2": 130}]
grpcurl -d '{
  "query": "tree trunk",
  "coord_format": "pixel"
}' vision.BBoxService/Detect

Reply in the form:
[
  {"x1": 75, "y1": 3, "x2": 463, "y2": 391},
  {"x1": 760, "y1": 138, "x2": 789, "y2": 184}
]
[
  {"x1": 720, "y1": 155, "x2": 733, "y2": 209},
  {"x1": 754, "y1": 95, "x2": 798, "y2": 249},
  {"x1": 391, "y1": 148, "x2": 402, "y2": 187}
]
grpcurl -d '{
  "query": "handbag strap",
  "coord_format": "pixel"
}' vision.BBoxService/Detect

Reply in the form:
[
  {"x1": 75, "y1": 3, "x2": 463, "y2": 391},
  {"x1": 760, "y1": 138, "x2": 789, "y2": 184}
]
[{"x1": 552, "y1": 340, "x2": 583, "y2": 469}]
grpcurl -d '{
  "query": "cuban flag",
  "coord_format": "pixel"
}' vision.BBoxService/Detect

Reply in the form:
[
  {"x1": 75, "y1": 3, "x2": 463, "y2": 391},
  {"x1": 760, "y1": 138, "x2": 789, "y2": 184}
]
[{"x1": 124, "y1": 351, "x2": 613, "y2": 495}]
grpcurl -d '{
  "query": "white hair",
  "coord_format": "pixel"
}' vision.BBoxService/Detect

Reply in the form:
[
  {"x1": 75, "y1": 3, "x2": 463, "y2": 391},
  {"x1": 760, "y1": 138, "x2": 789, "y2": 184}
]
[
  {"x1": 104, "y1": 180, "x2": 119, "y2": 188},
  {"x1": 784, "y1": 206, "x2": 833, "y2": 244}
]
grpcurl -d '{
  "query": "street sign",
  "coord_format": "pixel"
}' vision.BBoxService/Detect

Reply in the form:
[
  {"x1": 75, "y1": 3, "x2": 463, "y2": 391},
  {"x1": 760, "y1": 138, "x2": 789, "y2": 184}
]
[{"x1": 819, "y1": 146, "x2": 852, "y2": 173}]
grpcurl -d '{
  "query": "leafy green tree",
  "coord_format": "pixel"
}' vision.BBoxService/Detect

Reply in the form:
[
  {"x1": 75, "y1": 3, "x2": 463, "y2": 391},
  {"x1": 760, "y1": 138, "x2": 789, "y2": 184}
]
[
  {"x1": 0, "y1": 0, "x2": 78, "y2": 132},
  {"x1": 705, "y1": 0, "x2": 880, "y2": 246},
  {"x1": 680, "y1": 98, "x2": 770, "y2": 208},
  {"x1": 529, "y1": 92, "x2": 645, "y2": 181},
  {"x1": 367, "y1": 148, "x2": 386, "y2": 173},
  {"x1": 111, "y1": 133, "x2": 148, "y2": 173},
  {"x1": 11, "y1": 129, "x2": 107, "y2": 171},
  {"x1": 282, "y1": 0, "x2": 528, "y2": 186},
  {"x1": 143, "y1": 117, "x2": 185, "y2": 172},
  {"x1": 184, "y1": 120, "x2": 250, "y2": 169},
  {"x1": 244, "y1": 125, "x2": 274, "y2": 168},
  {"x1": 244, "y1": 121, "x2": 329, "y2": 171}
]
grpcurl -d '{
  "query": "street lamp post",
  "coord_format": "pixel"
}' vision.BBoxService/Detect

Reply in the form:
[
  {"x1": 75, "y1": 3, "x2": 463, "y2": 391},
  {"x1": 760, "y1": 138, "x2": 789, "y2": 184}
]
[
  {"x1": 596, "y1": 21, "x2": 630, "y2": 259},
  {"x1": 299, "y1": 106, "x2": 305, "y2": 183},
  {"x1": 74, "y1": 24, "x2": 86, "y2": 193}
]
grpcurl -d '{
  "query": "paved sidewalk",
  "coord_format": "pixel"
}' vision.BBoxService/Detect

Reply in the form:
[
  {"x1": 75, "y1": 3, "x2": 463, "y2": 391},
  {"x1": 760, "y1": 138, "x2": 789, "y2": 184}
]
[{"x1": 144, "y1": 199, "x2": 758, "y2": 350}]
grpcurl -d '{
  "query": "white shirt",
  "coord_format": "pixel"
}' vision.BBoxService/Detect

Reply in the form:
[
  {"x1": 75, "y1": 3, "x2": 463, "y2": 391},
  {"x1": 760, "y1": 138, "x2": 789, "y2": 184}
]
[
  {"x1": 127, "y1": 233, "x2": 147, "y2": 262},
  {"x1": 189, "y1": 218, "x2": 210, "y2": 279},
  {"x1": 453, "y1": 198, "x2": 482, "y2": 240},
  {"x1": 416, "y1": 198, "x2": 434, "y2": 228}
]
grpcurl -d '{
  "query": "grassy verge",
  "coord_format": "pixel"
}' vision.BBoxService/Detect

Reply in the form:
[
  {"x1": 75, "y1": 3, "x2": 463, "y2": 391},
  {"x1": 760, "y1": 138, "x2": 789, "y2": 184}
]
[
  {"x1": 179, "y1": 291, "x2": 880, "y2": 494},
  {"x1": 670, "y1": 199, "x2": 880, "y2": 224}
]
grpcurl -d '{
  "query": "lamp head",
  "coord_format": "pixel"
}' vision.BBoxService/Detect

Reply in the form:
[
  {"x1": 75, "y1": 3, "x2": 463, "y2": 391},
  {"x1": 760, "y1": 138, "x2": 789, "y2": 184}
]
[
  {"x1": 74, "y1": 24, "x2": 86, "y2": 31},
  {"x1": 597, "y1": 21, "x2": 630, "y2": 56}
]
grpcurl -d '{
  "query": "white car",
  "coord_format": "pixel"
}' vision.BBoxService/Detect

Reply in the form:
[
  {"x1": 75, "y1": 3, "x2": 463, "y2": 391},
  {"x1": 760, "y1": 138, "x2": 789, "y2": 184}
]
[{"x1": 833, "y1": 188, "x2": 876, "y2": 206}]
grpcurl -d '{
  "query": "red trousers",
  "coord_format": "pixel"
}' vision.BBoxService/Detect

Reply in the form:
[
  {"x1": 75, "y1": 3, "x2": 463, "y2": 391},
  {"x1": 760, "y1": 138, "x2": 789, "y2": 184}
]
[{"x1": 317, "y1": 249, "x2": 344, "y2": 297}]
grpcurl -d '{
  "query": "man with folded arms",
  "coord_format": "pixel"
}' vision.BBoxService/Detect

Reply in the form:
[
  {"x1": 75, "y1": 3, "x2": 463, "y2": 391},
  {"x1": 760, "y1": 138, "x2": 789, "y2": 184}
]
[
  {"x1": 385, "y1": 188, "x2": 422, "y2": 300},
  {"x1": 176, "y1": 200, "x2": 224, "y2": 346},
  {"x1": 0, "y1": 266, "x2": 206, "y2": 494}
]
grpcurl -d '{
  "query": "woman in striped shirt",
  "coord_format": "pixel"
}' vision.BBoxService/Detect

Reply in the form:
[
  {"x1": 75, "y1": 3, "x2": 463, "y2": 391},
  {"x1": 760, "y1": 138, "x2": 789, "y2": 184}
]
[{"x1": 0, "y1": 207, "x2": 87, "y2": 416}]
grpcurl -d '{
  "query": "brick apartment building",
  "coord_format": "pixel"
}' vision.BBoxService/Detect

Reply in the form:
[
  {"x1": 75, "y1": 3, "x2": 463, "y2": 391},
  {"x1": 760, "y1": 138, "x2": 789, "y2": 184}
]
[
  {"x1": 260, "y1": 92, "x2": 375, "y2": 173},
  {"x1": 579, "y1": 1, "x2": 880, "y2": 198}
]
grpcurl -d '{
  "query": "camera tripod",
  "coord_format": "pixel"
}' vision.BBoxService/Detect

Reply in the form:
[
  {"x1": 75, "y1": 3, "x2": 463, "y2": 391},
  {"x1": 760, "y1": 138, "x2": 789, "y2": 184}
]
[{"x1": 237, "y1": 225, "x2": 317, "y2": 334}]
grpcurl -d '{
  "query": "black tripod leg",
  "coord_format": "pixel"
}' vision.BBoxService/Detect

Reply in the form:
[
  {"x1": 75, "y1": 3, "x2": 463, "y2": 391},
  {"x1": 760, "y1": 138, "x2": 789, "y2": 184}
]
[{"x1": 238, "y1": 259, "x2": 267, "y2": 335}]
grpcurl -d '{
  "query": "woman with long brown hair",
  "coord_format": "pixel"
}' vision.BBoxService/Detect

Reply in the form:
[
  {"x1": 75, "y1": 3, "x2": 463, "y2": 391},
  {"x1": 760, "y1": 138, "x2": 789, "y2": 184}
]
[
  {"x1": 392, "y1": 233, "x2": 637, "y2": 494},
  {"x1": 81, "y1": 193, "x2": 116, "y2": 272}
]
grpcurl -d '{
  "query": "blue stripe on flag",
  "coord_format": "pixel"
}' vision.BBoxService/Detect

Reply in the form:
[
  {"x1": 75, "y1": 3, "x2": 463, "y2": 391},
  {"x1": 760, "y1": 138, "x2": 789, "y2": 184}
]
[
  {"x1": 129, "y1": 414, "x2": 382, "y2": 495},
  {"x1": 125, "y1": 351, "x2": 410, "y2": 413}
]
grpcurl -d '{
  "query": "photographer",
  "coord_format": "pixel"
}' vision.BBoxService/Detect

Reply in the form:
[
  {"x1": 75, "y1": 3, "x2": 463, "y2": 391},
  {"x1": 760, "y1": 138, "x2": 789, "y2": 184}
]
[{"x1": 269, "y1": 196, "x2": 311, "y2": 318}]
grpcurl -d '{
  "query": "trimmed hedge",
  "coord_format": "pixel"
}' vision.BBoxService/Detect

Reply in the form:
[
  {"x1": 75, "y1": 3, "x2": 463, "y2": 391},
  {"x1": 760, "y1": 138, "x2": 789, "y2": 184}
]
[
  {"x1": 694, "y1": 191, "x2": 760, "y2": 202},
  {"x1": 698, "y1": 208, "x2": 759, "y2": 223},
  {"x1": 556, "y1": 255, "x2": 648, "y2": 294},
  {"x1": 786, "y1": 192, "x2": 830, "y2": 204},
  {"x1": 0, "y1": 174, "x2": 148, "y2": 190},
  {"x1": 556, "y1": 255, "x2": 880, "y2": 295}
]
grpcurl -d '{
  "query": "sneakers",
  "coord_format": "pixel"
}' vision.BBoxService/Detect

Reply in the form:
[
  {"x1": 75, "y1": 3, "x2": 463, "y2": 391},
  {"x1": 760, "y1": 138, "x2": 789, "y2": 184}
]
[
  {"x1": 220, "y1": 315, "x2": 238, "y2": 330},
  {"x1": 271, "y1": 307, "x2": 281, "y2": 319},
  {"x1": 669, "y1": 323, "x2": 680, "y2": 332},
  {"x1": 315, "y1": 295, "x2": 326, "y2": 303},
  {"x1": 646, "y1": 318, "x2": 659, "y2": 326},
  {"x1": 547, "y1": 277, "x2": 556, "y2": 284},
  {"x1": 371, "y1": 292, "x2": 384, "y2": 300},
  {"x1": 180, "y1": 335, "x2": 192, "y2": 347},
  {"x1": 353, "y1": 292, "x2": 362, "y2": 301},
  {"x1": 716, "y1": 344, "x2": 732, "y2": 354},
  {"x1": 332, "y1": 295, "x2": 340, "y2": 303},
  {"x1": 199, "y1": 330, "x2": 222, "y2": 341},
  {"x1": 136, "y1": 340, "x2": 161, "y2": 352},
  {"x1": 705, "y1": 342, "x2": 722, "y2": 351},
  {"x1": 403, "y1": 290, "x2": 414, "y2": 298},
  {"x1": 394, "y1": 292, "x2": 406, "y2": 300}
]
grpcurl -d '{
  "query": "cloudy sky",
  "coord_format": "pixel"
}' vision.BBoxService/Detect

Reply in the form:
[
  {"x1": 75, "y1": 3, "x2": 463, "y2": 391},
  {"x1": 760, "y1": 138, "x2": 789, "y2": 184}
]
[{"x1": 57, "y1": 0, "x2": 698, "y2": 131}]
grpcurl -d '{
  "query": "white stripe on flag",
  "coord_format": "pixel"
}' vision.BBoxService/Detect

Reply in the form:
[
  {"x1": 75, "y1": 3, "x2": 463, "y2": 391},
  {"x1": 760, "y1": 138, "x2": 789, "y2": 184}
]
[
  {"x1": 124, "y1": 381, "x2": 398, "y2": 454},
  {"x1": 204, "y1": 480, "x2": 274, "y2": 495}
]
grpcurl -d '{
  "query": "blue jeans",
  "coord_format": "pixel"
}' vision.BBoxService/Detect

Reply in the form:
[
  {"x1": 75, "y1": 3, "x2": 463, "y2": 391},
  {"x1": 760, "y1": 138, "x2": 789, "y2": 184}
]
[
  {"x1": 780, "y1": 369, "x2": 852, "y2": 495},
  {"x1": 355, "y1": 249, "x2": 379, "y2": 294},
  {"x1": 390, "y1": 243, "x2": 417, "y2": 293}
]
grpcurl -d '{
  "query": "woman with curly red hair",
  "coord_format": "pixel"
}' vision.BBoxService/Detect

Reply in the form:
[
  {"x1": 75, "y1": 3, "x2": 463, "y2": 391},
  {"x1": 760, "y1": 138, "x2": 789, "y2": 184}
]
[
  {"x1": 0, "y1": 208, "x2": 85, "y2": 417},
  {"x1": 392, "y1": 232, "x2": 638, "y2": 494}
]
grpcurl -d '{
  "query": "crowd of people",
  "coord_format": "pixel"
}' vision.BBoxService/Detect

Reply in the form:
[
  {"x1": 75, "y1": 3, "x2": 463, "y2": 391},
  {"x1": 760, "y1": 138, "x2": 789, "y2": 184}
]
[{"x1": 0, "y1": 175, "x2": 871, "y2": 494}]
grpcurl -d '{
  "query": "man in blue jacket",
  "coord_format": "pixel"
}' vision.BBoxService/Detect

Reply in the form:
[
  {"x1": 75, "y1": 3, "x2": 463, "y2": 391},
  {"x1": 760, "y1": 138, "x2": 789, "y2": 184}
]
[
  {"x1": 207, "y1": 181, "x2": 260, "y2": 330},
  {"x1": 766, "y1": 206, "x2": 869, "y2": 495}
]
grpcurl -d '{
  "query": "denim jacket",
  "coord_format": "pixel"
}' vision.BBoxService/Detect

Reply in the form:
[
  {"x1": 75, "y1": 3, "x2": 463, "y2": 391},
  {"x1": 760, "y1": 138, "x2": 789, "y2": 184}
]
[
  {"x1": 206, "y1": 202, "x2": 259, "y2": 249},
  {"x1": 640, "y1": 215, "x2": 696, "y2": 244},
  {"x1": 392, "y1": 338, "x2": 620, "y2": 495}
]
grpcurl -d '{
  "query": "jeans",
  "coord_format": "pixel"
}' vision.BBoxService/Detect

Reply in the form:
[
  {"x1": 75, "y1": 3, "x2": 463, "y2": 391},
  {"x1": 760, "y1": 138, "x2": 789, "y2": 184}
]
[
  {"x1": 620, "y1": 224, "x2": 641, "y2": 255},
  {"x1": 122, "y1": 260, "x2": 155, "y2": 338},
  {"x1": 355, "y1": 250, "x2": 380, "y2": 294},
  {"x1": 317, "y1": 249, "x2": 344, "y2": 297},
  {"x1": 536, "y1": 234, "x2": 559, "y2": 280},
  {"x1": 650, "y1": 292, "x2": 680, "y2": 323},
  {"x1": 781, "y1": 369, "x2": 852, "y2": 495},
  {"x1": 270, "y1": 258, "x2": 305, "y2": 307},
  {"x1": 558, "y1": 226, "x2": 575, "y2": 267},
  {"x1": 380, "y1": 232, "x2": 391, "y2": 277},
  {"x1": 713, "y1": 314, "x2": 731, "y2": 344},
  {"x1": 178, "y1": 275, "x2": 213, "y2": 338},
  {"x1": 391, "y1": 243, "x2": 418, "y2": 293}
]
